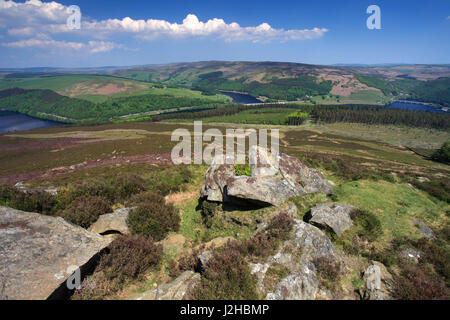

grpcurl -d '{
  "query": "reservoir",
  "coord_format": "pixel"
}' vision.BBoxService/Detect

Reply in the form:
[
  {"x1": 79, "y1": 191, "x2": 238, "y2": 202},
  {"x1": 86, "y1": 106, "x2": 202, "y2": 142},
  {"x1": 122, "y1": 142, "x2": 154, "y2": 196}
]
[
  {"x1": 220, "y1": 91, "x2": 262, "y2": 104},
  {"x1": 385, "y1": 101, "x2": 448, "y2": 113},
  {"x1": 220, "y1": 91, "x2": 448, "y2": 114},
  {"x1": 0, "y1": 111, "x2": 63, "y2": 133}
]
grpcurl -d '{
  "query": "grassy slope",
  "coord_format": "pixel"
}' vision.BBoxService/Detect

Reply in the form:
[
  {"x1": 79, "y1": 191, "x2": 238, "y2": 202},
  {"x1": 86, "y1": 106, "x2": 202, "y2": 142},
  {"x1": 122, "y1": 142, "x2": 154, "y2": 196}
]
[
  {"x1": 1, "y1": 121, "x2": 448, "y2": 180},
  {"x1": 0, "y1": 75, "x2": 231, "y2": 103},
  {"x1": 115, "y1": 62, "x2": 450, "y2": 106},
  {"x1": 1, "y1": 119, "x2": 448, "y2": 299}
]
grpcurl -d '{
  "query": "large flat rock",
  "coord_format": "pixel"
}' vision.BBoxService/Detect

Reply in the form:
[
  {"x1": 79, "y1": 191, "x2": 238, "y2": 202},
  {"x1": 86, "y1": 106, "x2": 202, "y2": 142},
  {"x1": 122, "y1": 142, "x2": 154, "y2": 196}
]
[
  {"x1": 200, "y1": 146, "x2": 333, "y2": 207},
  {"x1": 0, "y1": 206, "x2": 112, "y2": 300},
  {"x1": 308, "y1": 202, "x2": 357, "y2": 236},
  {"x1": 88, "y1": 207, "x2": 131, "y2": 235},
  {"x1": 226, "y1": 175, "x2": 304, "y2": 206}
]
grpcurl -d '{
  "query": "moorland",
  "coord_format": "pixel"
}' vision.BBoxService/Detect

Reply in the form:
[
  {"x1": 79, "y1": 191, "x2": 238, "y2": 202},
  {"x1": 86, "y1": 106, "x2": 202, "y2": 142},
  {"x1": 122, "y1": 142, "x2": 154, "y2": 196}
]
[{"x1": 0, "y1": 61, "x2": 449, "y2": 300}]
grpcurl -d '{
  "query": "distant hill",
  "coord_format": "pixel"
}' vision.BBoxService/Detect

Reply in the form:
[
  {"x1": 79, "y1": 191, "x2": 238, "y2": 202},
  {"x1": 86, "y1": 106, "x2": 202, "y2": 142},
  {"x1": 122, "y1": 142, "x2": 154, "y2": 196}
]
[
  {"x1": 1, "y1": 61, "x2": 449, "y2": 106},
  {"x1": 113, "y1": 61, "x2": 450, "y2": 106}
]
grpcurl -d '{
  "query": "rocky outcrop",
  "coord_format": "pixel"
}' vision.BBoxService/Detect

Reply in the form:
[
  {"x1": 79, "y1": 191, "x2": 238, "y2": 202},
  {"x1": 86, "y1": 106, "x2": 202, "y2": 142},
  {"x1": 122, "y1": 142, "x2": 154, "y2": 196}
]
[
  {"x1": 361, "y1": 261, "x2": 393, "y2": 300},
  {"x1": 135, "y1": 271, "x2": 200, "y2": 300},
  {"x1": 88, "y1": 207, "x2": 131, "y2": 235},
  {"x1": 201, "y1": 146, "x2": 333, "y2": 207},
  {"x1": 226, "y1": 175, "x2": 303, "y2": 206},
  {"x1": 0, "y1": 206, "x2": 112, "y2": 300},
  {"x1": 307, "y1": 202, "x2": 357, "y2": 236},
  {"x1": 276, "y1": 150, "x2": 333, "y2": 195},
  {"x1": 250, "y1": 205, "x2": 342, "y2": 300},
  {"x1": 200, "y1": 155, "x2": 235, "y2": 202}
]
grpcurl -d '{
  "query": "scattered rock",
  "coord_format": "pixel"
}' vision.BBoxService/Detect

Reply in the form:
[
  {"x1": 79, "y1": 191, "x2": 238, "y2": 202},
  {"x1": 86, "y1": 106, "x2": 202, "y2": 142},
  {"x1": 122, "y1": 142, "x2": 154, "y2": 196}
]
[
  {"x1": 136, "y1": 271, "x2": 200, "y2": 300},
  {"x1": 417, "y1": 176, "x2": 430, "y2": 183},
  {"x1": 0, "y1": 206, "x2": 112, "y2": 300},
  {"x1": 14, "y1": 183, "x2": 59, "y2": 196},
  {"x1": 361, "y1": 261, "x2": 393, "y2": 300},
  {"x1": 307, "y1": 202, "x2": 357, "y2": 236},
  {"x1": 414, "y1": 220, "x2": 436, "y2": 240},
  {"x1": 400, "y1": 248, "x2": 421, "y2": 263},
  {"x1": 88, "y1": 207, "x2": 131, "y2": 236}
]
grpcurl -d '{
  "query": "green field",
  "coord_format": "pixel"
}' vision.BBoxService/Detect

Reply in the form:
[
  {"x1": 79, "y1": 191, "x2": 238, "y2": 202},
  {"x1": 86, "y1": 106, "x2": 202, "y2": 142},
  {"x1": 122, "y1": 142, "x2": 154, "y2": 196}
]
[
  {"x1": 166, "y1": 107, "x2": 295, "y2": 125},
  {"x1": 0, "y1": 74, "x2": 232, "y2": 103}
]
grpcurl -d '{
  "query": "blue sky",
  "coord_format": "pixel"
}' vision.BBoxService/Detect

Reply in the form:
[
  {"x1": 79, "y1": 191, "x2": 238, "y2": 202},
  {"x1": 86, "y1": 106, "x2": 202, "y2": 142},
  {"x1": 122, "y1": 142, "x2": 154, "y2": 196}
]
[{"x1": 0, "y1": 0, "x2": 449, "y2": 67}]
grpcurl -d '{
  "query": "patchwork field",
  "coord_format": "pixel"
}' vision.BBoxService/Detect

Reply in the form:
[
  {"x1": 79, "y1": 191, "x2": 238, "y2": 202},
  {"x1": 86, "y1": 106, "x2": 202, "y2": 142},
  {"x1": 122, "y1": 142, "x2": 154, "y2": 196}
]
[{"x1": 0, "y1": 75, "x2": 232, "y2": 103}]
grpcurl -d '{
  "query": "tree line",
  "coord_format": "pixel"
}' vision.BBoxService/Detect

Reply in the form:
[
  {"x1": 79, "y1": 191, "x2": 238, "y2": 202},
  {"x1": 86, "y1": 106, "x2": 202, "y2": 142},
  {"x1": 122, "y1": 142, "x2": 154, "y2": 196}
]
[
  {"x1": 0, "y1": 88, "x2": 223, "y2": 123},
  {"x1": 310, "y1": 105, "x2": 450, "y2": 129}
]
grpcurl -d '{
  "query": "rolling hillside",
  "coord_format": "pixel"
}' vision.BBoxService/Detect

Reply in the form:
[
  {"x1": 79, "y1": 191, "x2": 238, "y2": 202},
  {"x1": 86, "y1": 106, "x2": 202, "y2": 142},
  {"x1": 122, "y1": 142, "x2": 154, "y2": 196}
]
[{"x1": 113, "y1": 61, "x2": 450, "y2": 106}]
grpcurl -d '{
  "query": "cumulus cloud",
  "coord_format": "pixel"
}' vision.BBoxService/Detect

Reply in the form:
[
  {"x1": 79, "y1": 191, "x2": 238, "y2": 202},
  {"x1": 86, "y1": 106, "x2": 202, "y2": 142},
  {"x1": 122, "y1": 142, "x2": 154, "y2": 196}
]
[
  {"x1": 0, "y1": 0, "x2": 67, "y2": 27},
  {"x1": 0, "y1": 0, "x2": 328, "y2": 52},
  {"x1": 82, "y1": 13, "x2": 328, "y2": 42}
]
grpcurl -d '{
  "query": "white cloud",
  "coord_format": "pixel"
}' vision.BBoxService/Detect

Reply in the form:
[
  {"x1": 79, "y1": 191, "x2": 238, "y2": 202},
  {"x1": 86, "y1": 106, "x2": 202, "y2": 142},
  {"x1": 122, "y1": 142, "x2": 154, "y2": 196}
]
[
  {"x1": 1, "y1": 38, "x2": 120, "y2": 53},
  {"x1": 0, "y1": 0, "x2": 67, "y2": 27},
  {"x1": 7, "y1": 27, "x2": 35, "y2": 37},
  {"x1": 0, "y1": 0, "x2": 327, "y2": 44},
  {"x1": 81, "y1": 13, "x2": 328, "y2": 42}
]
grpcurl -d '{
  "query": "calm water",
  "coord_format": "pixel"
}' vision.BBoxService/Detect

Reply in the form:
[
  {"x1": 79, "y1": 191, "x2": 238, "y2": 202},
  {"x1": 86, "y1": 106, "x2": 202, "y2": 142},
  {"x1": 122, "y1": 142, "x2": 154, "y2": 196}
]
[
  {"x1": 0, "y1": 112, "x2": 63, "y2": 133},
  {"x1": 221, "y1": 92, "x2": 448, "y2": 113},
  {"x1": 385, "y1": 101, "x2": 448, "y2": 113},
  {"x1": 220, "y1": 91, "x2": 262, "y2": 104}
]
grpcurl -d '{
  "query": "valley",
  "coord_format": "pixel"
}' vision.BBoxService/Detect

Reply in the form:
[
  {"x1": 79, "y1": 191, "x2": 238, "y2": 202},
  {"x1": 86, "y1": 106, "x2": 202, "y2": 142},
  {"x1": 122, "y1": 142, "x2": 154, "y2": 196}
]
[{"x1": 0, "y1": 62, "x2": 448, "y2": 302}]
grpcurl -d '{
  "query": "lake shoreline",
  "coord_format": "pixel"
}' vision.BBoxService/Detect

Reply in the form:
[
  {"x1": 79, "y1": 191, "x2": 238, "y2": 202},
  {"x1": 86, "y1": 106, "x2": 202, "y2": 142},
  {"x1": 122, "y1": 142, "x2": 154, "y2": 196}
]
[{"x1": 0, "y1": 111, "x2": 65, "y2": 134}]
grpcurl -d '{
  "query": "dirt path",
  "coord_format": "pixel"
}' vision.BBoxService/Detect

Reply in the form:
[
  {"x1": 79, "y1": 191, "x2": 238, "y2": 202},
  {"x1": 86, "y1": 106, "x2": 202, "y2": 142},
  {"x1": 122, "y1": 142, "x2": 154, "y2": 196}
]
[{"x1": 0, "y1": 152, "x2": 173, "y2": 185}]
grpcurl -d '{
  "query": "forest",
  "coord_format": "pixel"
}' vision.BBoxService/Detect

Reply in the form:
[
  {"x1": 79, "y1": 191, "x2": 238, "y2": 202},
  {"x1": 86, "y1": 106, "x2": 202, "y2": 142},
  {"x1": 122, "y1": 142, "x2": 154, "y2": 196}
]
[
  {"x1": 0, "y1": 87, "x2": 448, "y2": 129},
  {"x1": 153, "y1": 102, "x2": 450, "y2": 129},
  {"x1": 310, "y1": 105, "x2": 450, "y2": 129},
  {"x1": 192, "y1": 74, "x2": 333, "y2": 101},
  {"x1": 0, "y1": 88, "x2": 97, "y2": 122},
  {"x1": 0, "y1": 88, "x2": 223, "y2": 123},
  {"x1": 98, "y1": 93, "x2": 220, "y2": 120},
  {"x1": 356, "y1": 75, "x2": 450, "y2": 107},
  {"x1": 152, "y1": 103, "x2": 302, "y2": 122}
]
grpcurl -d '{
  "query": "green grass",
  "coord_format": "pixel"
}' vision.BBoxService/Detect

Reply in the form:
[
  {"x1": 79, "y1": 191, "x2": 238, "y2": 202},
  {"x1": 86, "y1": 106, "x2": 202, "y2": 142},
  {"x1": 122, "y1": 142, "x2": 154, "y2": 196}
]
[
  {"x1": 167, "y1": 108, "x2": 295, "y2": 125},
  {"x1": 306, "y1": 122, "x2": 450, "y2": 150},
  {"x1": 340, "y1": 90, "x2": 387, "y2": 104},
  {"x1": 0, "y1": 74, "x2": 231, "y2": 103},
  {"x1": 331, "y1": 180, "x2": 449, "y2": 246}
]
